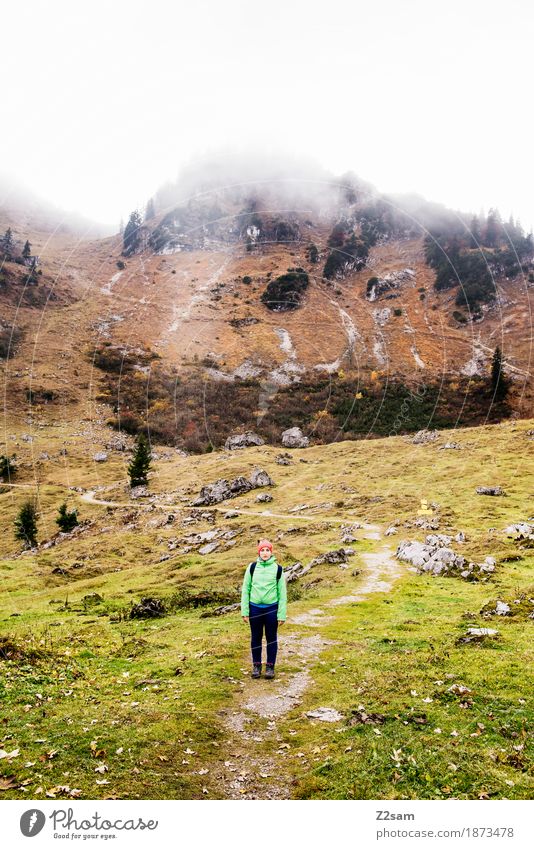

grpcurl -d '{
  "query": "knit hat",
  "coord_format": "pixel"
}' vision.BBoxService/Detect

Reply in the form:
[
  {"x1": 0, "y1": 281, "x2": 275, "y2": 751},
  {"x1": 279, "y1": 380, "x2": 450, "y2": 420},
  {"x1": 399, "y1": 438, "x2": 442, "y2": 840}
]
[{"x1": 257, "y1": 539, "x2": 273, "y2": 554}]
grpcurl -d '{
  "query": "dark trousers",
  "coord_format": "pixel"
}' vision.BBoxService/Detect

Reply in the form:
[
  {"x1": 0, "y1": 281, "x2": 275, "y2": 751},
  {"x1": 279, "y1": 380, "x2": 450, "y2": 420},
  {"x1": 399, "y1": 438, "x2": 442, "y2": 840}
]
[{"x1": 249, "y1": 602, "x2": 279, "y2": 665}]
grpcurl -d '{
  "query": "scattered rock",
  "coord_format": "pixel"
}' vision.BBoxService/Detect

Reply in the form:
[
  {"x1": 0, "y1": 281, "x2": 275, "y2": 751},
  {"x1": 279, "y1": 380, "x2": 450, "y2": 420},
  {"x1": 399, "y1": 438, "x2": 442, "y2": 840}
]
[
  {"x1": 106, "y1": 436, "x2": 129, "y2": 452},
  {"x1": 224, "y1": 432, "x2": 265, "y2": 450},
  {"x1": 306, "y1": 707, "x2": 343, "y2": 723},
  {"x1": 93, "y1": 452, "x2": 108, "y2": 463},
  {"x1": 198, "y1": 542, "x2": 219, "y2": 555},
  {"x1": 130, "y1": 485, "x2": 149, "y2": 499},
  {"x1": 447, "y1": 683, "x2": 472, "y2": 696},
  {"x1": 411, "y1": 429, "x2": 440, "y2": 444},
  {"x1": 224, "y1": 510, "x2": 239, "y2": 519},
  {"x1": 192, "y1": 469, "x2": 274, "y2": 505},
  {"x1": 385, "y1": 526, "x2": 398, "y2": 536},
  {"x1": 455, "y1": 531, "x2": 466, "y2": 543},
  {"x1": 256, "y1": 493, "x2": 273, "y2": 503},
  {"x1": 200, "y1": 602, "x2": 240, "y2": 618},
  {"x1": 130, "y1": 597, "x2": 166, "y2": 619},
  {"x1": 83, "y1": 592, "x2": 103, "y2": 606},
  {"x1": 476, "y1": 486, "x2": 504, "y2": 496},
  {"x1": 396, "y1": 536, "x2": 495, "y2": 581},
  {"x1": 38, "y1": 452, "x2": 50, "y2": 460},
  {"x1": 250, "y1": 468, "x2": 273, "y2": 487},
  {"x1": 281, "y1": 427, "x2": 309, "y2": 448},
  {"x1": 504, "y1": 521, "x2": 533, "y2": 540},
  {"x1": 439, "y1": 442, "x2": 463, "y2": 450},
  {"x1": 308, "y1": 548, "x2": 355, "y2": 567},
  {"x1": 480, "y1": 592, "x2": 534, "y2": 620},
  {"x1": 275, "y1": 452, "x2": 293, "y2": 465},
  {"x1": 456, "y1": 627, "x2": 499, "y2": 645}
]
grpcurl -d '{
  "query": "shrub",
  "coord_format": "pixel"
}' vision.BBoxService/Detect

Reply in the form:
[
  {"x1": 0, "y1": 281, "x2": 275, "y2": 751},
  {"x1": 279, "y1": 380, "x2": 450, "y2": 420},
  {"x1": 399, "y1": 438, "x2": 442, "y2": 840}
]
[
  {"x1": 14, "y1": 500, "x2": 38, "y2": 548},
  {"x1": 56, "y1": 502, "x2": 79, "y2": 532}
]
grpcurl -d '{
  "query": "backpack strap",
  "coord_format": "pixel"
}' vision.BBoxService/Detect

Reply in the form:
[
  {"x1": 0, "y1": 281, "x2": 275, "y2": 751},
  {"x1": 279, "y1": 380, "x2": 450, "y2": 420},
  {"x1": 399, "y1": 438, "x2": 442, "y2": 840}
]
[{"x1": 249, "y1": 561, "x2": 282, "y2": 582}]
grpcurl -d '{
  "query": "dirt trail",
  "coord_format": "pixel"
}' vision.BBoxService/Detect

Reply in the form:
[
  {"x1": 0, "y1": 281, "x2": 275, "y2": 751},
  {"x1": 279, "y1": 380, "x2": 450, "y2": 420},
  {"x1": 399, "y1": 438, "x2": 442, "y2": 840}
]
[
  {"x1": 78, "y1": 488, "x2": 404, "y2": 799},
  {"x1": 212, "y1": 527, "x2": 404, "y2": 799}
]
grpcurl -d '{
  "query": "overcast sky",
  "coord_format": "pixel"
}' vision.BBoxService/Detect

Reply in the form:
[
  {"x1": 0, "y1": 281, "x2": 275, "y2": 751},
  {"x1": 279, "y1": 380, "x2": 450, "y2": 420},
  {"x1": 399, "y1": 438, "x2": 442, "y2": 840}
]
[{"x1": 2, "y1": 0, "x2": 533, "y2": 231}]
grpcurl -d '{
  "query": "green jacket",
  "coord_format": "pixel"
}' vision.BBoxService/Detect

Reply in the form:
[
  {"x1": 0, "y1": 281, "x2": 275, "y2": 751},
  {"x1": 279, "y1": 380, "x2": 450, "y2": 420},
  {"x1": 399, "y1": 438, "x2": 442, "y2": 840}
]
[{"x1": 241, "y1": 555, "x2": 287, "y2": 620}]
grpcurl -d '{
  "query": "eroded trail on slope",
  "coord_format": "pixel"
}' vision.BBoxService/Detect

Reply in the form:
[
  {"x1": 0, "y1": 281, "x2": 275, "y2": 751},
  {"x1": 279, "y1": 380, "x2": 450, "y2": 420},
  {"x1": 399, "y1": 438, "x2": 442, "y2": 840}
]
[{"x1": 213, "y1": 530, "x2": 404, "y2": 799}]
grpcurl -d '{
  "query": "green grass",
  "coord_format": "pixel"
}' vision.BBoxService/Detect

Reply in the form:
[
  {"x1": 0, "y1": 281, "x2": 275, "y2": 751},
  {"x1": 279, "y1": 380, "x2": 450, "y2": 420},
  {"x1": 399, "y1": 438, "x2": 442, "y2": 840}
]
[{"x1": 0, "y1": 418, "x2": 532, "y2": 798}]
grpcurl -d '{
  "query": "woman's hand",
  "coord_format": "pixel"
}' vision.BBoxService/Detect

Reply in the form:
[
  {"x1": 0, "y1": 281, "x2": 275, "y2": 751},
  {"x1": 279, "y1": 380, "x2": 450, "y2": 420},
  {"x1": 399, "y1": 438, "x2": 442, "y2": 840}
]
[
  {"x1": 242, "y1": 616, "x2": 249, "y2": 623},
  {"x1": 278, "y1": 619, "x2": 285, "y2": 626}
]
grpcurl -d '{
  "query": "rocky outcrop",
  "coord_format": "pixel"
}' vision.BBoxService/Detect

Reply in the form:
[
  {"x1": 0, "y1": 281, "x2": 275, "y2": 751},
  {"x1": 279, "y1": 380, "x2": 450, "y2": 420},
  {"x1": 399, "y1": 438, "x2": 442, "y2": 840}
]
[
  {"x1": 192, "y1": 468, "x2": 274, "y2": 505},
  {"x1": 366, "y1": 268, "x2": 415, "y2": 302},
  {"x1": 504, "y1": 521, "x2": 533, "y2": 539},
  {"x1": 411, "y1": 429, "x2": 440, "y2": 445},
  {"x1": 396, "y1": 535, "x2": 496, "y2": 581},
  {"x1": 281, "y1": 426, "x2": 309, "y2": 448},
  {"x1": 476, "y1": 485, "x2": 504, "y2": 496},
  {"x1": 224, "y1": 432, "x2": 265, "y2": 450}
]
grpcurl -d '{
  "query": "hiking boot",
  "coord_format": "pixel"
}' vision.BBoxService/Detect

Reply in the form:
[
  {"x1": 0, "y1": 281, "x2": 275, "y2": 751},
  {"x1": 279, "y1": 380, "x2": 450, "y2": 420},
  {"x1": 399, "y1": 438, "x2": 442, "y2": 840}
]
[
  {"x1": 264, "y1": 663, "x2": 275, "y2": 679},
  {"x1": 251, "y1": 663, "x2": 262, "y2": 679}
]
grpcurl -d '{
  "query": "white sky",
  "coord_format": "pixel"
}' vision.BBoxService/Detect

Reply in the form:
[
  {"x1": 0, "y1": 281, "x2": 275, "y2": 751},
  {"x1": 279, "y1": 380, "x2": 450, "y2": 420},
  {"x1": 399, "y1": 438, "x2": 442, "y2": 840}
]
[{"x1": 2, "y1": 0, "x2": 533, "y2": 230}]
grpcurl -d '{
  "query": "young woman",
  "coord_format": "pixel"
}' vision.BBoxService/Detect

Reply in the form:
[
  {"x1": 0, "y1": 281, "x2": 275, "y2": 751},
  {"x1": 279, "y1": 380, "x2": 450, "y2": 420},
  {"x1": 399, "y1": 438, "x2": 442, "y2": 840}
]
[{"x1": 241, "y1": 539, "x2": 287, "y2": 679}]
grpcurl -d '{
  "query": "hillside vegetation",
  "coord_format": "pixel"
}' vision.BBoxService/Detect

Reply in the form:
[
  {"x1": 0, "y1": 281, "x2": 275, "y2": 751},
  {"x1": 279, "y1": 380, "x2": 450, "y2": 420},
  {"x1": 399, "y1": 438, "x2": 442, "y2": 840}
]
[{"x1": 0, "y1": 419, "x2": 532, "y2": 799}]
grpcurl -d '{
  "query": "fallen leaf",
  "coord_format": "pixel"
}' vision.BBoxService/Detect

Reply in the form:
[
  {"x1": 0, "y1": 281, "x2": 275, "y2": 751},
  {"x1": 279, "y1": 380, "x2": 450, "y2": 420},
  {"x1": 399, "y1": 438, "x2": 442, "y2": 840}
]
[{"x1": 0, "y1": 748, "x2": 20, "y2": 761}]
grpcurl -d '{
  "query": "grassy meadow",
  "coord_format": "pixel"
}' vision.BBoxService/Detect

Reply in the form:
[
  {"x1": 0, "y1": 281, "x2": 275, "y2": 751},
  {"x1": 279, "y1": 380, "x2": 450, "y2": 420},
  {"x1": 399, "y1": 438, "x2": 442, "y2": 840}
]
[{"x1": 0, "y1": 418, "x2": 532, "y2": 799}]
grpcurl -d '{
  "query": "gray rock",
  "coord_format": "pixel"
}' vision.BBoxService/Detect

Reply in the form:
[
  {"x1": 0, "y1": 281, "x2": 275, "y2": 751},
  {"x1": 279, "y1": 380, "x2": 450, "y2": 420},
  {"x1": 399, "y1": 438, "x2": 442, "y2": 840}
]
[
  {"x1": 476, "y1": 486, "x2": 504, "y2": 496},
  {"x1": 275, "y1": 452, "x2": 292, "y2": 465},
  {"x1": 504, "y1": 522, "x2": 533, "y2": 539},
  {"x1": 397, "y1": 536, "x2": 492, "y2": 581},
  {"x1": 385, "y1": 526, "x2": 398, "y2": 536},
  {"x1": 306, "y1": 707, "x2": 343, "y2": 723},
  {"x1": 106, "y1": 436, "x2": 129, "y2": 452},
  {"x1": 412, "y1": 429, "x2": 440, "y2": 444},
  {"x1": 467, "y1": 627, "x2": 498, "y2": 636},
  {"x1": 224, "y1": 510, "x2": 239, "y2": 518},
  {"x1": 224, "y1": 432, "x2": 265, "y2": 450},
  {"x1": 495, "y1": 601, "x2": 511, "y2": 615},
  {"x1": 439, "y1": 442, "x2": 463, "y2": 450},
  {"x1": 93, "y1": 452, "x2": 108, "y2": 463},
  {"x1": 250, "y1": 468, "x2": 273, "y2": 487},
  {"x1": 199, "y1": 542, "x2": 219, "y2": 555},
  {"x1": 281, "y1": 426, "x2": 309, "y2": 448},
  {"x1": 130, "y1": 485, "x2": 149, "y2": 498},
  {"x1": 455, "y1": 531, "x2": 466, "y2": 543},
  {"x1": 256, "y1": 492, "x2": 273, "y2": 503},
  {"x1": 308, "y1": 548, "x2": 355, "y2": 568}
]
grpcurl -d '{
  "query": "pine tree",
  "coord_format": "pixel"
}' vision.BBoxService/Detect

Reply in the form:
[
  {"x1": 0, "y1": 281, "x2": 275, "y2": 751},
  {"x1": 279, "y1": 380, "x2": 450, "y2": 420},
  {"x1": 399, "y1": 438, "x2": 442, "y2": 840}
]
[
  {"x1": 1, "y1": 228, "x2": 14, "y2": 259},
  {"x1": 122, "y1": 210, "x2": 143, "y2": 256},
  {"x1": 307, "y1": 242, "x2": 319, "y2": 264},
  {"x1": 22, "y1": 239, "x2": 32, "y2": 260},
  {"x1": 0, "y1": 454, "x2": 16, "y2": 482},
  {"x1": 56, "y1": 501, "x2": 79, "y2": 532},
  {"x1": 469, "y1": 215, "x2": 481, "y2": 248},
  {"x1": 491, "y1": 346, "x2": 508, "y2": 402},
  {"x1": 145, "y1": 198, "x2": 155, "y2": 221},
  {"x1": 14, "y1": 499, "x2": 38, "y2": 548},
  {"x1": 127, "y1": 433, "x2": 151, "y2": 488}
]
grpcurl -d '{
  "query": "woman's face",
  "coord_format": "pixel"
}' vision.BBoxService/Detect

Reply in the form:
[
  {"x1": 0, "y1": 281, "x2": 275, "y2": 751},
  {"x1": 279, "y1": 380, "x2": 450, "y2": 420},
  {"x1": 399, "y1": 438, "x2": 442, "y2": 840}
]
[{"x1": 259, "y1": 546, "x2": 272, "y2": 560}]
